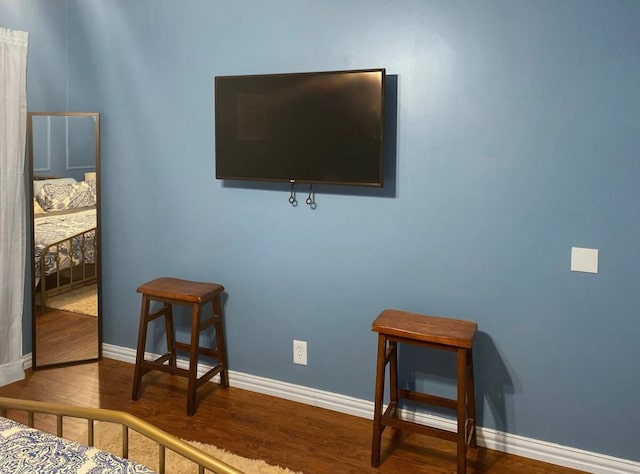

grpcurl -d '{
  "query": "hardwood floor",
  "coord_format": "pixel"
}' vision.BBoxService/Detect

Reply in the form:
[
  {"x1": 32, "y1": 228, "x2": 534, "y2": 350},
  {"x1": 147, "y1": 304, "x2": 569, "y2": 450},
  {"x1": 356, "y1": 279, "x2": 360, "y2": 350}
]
[
  {"x1": 0, "y1": 358, "x2": 585, "y2": 474},
  {"x1": 34, "y1": 307, "x2": 99, "y2": 366}
]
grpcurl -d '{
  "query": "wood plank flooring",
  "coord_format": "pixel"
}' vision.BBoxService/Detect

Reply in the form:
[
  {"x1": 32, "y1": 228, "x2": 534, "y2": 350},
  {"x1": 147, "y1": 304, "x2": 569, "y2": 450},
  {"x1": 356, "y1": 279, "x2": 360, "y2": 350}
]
[
  {"x1": 0, "y1": 358, "x2": 585, "y2": 474},
  {"x1": 34, "y1": 307, "x2": 99, "y2": 366}
]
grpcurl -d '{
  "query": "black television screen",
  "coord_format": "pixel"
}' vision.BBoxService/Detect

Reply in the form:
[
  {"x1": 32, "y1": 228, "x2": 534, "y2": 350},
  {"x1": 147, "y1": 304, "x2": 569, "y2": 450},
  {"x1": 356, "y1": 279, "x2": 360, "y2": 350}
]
[{"x1": 215, "y1": 68, "x2": 385, "y2": 187}]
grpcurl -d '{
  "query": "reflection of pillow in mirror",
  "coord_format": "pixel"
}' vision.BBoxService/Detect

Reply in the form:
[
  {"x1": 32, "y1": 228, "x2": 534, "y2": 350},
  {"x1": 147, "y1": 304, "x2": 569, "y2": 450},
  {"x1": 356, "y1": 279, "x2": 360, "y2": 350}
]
[
  {"x1": 84, "y1": 179, "x2": 97, "y2": 201},
  {"x1": 33, "y1": 199, "x2": 46, "y2": 215},
  {"x1": 33, "y1": 177, "x2": 77, "y2": 196},
  {"x1": 36, "y1": 182, "x2": 96, "y2": 212}
]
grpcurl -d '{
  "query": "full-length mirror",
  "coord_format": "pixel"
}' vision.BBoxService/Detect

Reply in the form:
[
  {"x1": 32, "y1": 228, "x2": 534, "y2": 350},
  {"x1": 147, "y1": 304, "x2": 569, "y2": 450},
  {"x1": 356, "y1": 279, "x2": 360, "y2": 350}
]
[{"x1": 29, "y1": 112, "x2": 101, "y2": 368}]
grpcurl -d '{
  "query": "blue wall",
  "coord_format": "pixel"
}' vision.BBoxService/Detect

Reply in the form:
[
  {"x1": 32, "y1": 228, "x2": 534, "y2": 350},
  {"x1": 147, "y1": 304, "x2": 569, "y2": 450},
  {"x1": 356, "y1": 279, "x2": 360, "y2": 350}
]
[{"x1": 3, "y1": 0, "x2": 639, "y2": 462}]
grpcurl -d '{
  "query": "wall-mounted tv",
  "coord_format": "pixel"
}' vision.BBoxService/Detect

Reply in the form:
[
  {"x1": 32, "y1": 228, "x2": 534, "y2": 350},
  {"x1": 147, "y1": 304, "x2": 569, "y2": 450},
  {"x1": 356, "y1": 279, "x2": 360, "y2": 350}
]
[{"x1": 215, "y1": 68, "x2": 385, "y2": 187}]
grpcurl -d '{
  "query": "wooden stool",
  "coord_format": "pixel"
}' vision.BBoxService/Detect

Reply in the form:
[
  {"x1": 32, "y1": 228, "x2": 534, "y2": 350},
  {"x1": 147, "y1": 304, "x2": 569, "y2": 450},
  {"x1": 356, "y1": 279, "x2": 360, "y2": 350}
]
[
  {"x1": 371, "y1": 309, "x2": 477, "y2": 473},
  {"x1": 131, "y1": 277, "x2": 229, "y2": 416}
]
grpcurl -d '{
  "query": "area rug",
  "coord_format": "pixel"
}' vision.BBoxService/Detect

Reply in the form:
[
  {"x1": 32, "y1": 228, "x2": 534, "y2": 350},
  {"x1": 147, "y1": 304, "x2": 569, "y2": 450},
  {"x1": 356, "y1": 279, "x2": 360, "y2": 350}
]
[
  {"x1": 92, "y1": 422, "x2": 303, "y2": 474},
  {"x1": 47, "y1": 284, "x2": 97, "y2": 316}
]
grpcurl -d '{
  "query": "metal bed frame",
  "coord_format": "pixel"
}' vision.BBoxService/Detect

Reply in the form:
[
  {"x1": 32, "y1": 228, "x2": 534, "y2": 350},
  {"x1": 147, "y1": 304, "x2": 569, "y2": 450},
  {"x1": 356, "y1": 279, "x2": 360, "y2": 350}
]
[
  {"x1": 37, "y1": 227, "x2": 97, "y2": 311},
  {"x1": 0, "y1": 396, "x2": 244, "y2": 474}
]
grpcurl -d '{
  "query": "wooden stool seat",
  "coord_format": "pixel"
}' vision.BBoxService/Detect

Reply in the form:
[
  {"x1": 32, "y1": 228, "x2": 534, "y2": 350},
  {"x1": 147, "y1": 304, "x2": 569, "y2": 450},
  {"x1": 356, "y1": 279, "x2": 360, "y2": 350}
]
[
  {"x1": 136, "y1": 278, "x2": 223, "y2": 303},
  {"x1": 371, "y1": 309, "x2": 478, "y2": 473},
  {"x1": 372, "y1": 310, "x2": 477, "y2": 347},
  {"x1": 131, "y1": 277, "x2": 229, "y2": 416}
]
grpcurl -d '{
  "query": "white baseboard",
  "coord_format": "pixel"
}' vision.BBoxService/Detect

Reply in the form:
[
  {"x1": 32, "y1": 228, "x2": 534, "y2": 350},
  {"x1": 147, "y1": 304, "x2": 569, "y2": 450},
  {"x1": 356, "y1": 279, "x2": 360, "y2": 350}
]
[{"x1": 96, "y1": 344, "x2": 638, "y2": 473}]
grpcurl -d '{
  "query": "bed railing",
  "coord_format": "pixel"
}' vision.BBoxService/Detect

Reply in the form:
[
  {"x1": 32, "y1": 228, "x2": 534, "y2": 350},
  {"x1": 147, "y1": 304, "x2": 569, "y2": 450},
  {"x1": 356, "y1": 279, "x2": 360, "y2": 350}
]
[
  {"x1": 38, "y1": 226, "x2": 97, "y2": 310},
  {"x1": 0, "y1": 396, "x2": 244, "y2": 474}
]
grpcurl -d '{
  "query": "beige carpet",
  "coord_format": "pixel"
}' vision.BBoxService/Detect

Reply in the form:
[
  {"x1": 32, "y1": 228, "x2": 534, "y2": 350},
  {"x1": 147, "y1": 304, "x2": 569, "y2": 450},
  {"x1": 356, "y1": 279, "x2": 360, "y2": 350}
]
[
  {"x1": 91, "y1": 422, "x2": 303, "y2": 474},
  {"x1": 47, "y1": 284, "x2": 97, "y2": 316}
]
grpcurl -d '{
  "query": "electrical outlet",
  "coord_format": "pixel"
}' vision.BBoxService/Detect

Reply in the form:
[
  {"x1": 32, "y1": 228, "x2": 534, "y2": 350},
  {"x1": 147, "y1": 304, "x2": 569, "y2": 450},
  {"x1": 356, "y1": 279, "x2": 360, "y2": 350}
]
[{"x1": 293, "y1": 340, "x2": 307, "y2": 365}]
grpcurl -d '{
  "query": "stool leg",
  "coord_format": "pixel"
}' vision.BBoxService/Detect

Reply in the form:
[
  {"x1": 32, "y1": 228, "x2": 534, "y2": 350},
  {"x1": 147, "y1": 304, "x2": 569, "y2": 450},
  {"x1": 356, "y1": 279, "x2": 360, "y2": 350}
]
[
  {"x1": 164, "y1": 303, "x2": 177, "y2": 367},
  {"x1": 467, "y1": 348, "x2": 477, "y2": 448},
  {"x1": 389, "y1": 340, "x2": 398, "y2": 409},
  {"x1": 371, "y1": 334, "x2": 387, "y2": 467},
  {"x1": 213, "y1": 295, "x2": 229, "y2": 387},
  {"x1": 456, "y1": 348, "x2": 467, "y2": 474},
  {"x1": 132, "y1": 294, "x2": 151, "y2": 400},
  {"x1": 186, "y1": 303, "x2": 201, "y2": 416}
]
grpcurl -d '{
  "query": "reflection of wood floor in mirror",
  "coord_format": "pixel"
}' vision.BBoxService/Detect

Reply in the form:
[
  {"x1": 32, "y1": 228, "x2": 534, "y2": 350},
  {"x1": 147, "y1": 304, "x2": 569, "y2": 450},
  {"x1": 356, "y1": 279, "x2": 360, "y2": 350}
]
[{"x1": 35, "y1": 308, "x2": 98, "y2": 366}]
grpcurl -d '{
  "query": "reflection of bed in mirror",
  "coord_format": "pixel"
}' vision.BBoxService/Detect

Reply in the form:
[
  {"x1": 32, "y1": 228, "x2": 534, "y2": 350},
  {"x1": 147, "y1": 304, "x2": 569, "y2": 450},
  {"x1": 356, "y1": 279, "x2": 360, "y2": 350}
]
[
  {"x1": 29, "y1": 111, "x2": 101, "y2": 369},
  {"x1": 33, "y1": 176, "x2": 97, "y2": 312}
]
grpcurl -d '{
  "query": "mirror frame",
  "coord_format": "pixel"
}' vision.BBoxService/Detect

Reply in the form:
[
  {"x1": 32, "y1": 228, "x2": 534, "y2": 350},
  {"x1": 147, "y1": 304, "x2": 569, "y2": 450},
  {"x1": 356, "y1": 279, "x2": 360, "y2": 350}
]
[{"x1": 28, "y1": 111, "x2": 102, "y2": 369}]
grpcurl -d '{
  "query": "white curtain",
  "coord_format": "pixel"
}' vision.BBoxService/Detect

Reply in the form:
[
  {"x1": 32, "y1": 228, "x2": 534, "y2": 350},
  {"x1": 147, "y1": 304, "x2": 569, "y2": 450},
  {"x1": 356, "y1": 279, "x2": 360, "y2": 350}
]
[{"x1": 0, "y1": 27, "x2": 28, "y2": 386}]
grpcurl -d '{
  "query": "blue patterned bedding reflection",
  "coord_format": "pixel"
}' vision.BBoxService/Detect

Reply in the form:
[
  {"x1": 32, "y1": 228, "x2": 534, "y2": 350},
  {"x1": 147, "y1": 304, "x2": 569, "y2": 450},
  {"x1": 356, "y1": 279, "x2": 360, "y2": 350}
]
[
  {"x1": 33, "y1": 207, "x2": 96, "y2": 281},
  {"x1": 0, "y1": 417, "x2": 154, "y2": 473}
]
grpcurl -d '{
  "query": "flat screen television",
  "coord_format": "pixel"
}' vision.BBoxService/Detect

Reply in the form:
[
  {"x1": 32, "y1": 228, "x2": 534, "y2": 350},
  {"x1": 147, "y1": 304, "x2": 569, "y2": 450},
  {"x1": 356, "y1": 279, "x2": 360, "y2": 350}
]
[{"x1": 215, "y1": 68, "x2": 385, "y2": 187}]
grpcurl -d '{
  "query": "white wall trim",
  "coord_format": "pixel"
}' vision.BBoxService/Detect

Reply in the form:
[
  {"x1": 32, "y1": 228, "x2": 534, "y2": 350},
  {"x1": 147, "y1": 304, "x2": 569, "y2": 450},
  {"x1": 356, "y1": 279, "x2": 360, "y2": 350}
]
[
  {"x1": 88, "y1": 345, "x2": 640, "y2": 474},
  {"x1": 21, "y1": 353, "x2": 31, "y2": 371}
]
